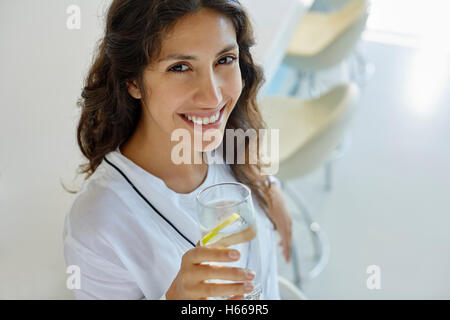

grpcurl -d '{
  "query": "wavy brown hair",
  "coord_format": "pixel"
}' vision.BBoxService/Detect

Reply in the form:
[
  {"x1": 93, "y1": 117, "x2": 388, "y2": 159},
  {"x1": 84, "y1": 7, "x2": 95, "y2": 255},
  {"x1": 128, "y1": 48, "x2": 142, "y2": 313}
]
[{"x1": 70, "y1": 0, "x2": 274, "y2": 215}]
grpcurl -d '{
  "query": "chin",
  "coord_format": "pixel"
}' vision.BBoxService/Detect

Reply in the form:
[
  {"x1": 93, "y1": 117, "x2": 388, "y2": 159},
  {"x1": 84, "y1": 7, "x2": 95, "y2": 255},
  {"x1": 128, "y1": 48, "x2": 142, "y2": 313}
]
[
  {"x1": 192, "y1": 133, "x2": 224, "y2": 152},
  {"x1": 201, "y1": 139, "x2": 223, "y2": 152}
]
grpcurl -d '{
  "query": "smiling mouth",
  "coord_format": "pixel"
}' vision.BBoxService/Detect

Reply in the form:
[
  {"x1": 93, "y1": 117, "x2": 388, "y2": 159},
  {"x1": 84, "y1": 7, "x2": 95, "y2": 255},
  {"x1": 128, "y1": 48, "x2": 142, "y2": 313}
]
[{"x1": 179, "y1": 103, "x2": 227, "y2": 127}]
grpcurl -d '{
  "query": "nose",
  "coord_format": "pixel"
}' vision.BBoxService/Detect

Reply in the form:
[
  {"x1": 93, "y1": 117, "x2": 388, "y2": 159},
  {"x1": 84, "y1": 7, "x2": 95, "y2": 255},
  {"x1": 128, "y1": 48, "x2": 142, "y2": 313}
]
[{"x1": 194, "y1": 69, "x2": 223, "y2": 109}]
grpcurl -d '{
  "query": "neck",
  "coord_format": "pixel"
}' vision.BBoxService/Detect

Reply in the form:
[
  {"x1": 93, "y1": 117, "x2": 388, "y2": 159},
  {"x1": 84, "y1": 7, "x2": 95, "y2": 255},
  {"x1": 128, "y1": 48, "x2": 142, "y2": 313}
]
[{"x1": 120, "y1": 115, "x2": 208, "y2": 194}]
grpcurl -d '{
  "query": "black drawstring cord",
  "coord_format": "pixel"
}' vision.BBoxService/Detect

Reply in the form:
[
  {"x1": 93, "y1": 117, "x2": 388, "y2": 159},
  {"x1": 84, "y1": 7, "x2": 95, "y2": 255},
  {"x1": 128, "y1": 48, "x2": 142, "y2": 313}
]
[{"x1": 104, "y1": 156, "x2": 196, "y2": 248}]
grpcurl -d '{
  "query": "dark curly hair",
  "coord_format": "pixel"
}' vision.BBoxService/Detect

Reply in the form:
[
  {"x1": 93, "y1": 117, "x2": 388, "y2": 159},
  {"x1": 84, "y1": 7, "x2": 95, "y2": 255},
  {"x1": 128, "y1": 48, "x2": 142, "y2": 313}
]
[{"x1": 68, "y1": 0, "x2": 274, "y2": 214}]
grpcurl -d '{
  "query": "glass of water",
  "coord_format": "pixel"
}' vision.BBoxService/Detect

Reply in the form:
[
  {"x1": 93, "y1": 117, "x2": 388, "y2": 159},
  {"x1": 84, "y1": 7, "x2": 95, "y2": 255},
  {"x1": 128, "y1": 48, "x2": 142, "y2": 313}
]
[{"x1": 196, "y1": 182, "x2": 262, "y2": 300}]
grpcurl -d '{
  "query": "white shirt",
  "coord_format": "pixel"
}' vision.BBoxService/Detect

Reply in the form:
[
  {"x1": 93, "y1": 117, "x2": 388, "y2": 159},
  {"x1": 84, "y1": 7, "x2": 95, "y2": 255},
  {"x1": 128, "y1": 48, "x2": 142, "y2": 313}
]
[{"x1": 63, "y1": 147, "x2": 281, "y2": 300}]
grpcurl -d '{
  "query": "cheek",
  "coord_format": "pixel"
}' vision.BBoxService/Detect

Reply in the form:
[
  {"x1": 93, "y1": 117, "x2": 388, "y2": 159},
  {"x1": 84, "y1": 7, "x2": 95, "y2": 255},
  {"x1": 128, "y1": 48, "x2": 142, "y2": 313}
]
[
  {"x1": 148, "y1": 86, "x2": 186, "y2": 120},
  {"x1": 220, "y1": 71, "x2": 243, "y2": 115},
  {"x1": 230, "y1": 68, "x2": 243, "y2": 97},
  {"x1": 233, "y1": 80, "x2": 243, "y2": 100}
]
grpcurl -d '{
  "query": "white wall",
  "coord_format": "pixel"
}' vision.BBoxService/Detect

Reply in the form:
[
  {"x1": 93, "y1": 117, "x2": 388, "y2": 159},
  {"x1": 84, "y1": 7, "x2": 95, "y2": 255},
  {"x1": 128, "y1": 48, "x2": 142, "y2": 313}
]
[{"x1": 0, "y1": 0, "x2": 110, "y2": 299}]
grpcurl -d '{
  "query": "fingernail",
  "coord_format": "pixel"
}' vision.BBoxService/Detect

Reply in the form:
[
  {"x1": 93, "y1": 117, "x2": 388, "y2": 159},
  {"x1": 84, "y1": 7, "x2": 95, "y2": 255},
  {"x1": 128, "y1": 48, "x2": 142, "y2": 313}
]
[
  {"x1": 229, "y1": 250, "x2": 239, "y2": 259},
  {"x1": 244, "y1": 282, "x2": 254, "y2": 291},
  {"x1": 245, "y1": 269, "x2": 255, "y2": 279}
]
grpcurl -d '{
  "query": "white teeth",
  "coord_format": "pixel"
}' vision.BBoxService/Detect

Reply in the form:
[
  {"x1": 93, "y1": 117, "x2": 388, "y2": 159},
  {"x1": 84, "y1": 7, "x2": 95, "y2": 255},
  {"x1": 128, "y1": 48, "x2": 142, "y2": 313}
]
[{"x1": 184, "y1": 110, "x2": 221, "y2": 125}]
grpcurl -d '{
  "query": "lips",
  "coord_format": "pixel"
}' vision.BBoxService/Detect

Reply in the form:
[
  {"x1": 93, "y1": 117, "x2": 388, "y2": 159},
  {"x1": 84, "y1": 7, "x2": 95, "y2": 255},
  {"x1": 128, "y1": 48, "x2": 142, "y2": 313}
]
[
  {"x1": 183, "y1": 109, "x2": 221, "y2": 125},
  {"x1": 179, "y1": 103, "x2": 227, "y2": 129},
  {"x1": 181, "y1": 102, "x2": 226, "y2": 119}
]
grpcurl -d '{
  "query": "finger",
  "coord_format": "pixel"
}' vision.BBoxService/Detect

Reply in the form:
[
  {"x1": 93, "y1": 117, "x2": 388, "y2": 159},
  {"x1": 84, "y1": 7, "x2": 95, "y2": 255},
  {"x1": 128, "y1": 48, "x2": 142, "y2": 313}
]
[
  {"x1": 285, "y1": 237, "x2": 291, "y2": 257},
  {"x1": 287, "y1": 229, "x2": 292, "y2": 262},
  {"x1": 280, "y1": 239, "x2": 289, "y2": 262},
  {"x1": 197, "y1": 281, "x2": 254, "y2": 298},
  {"x1": 286, "y1": 240, "x2": 292, "y2": 263},
  {"x1": 194, "y1": 264, "x2": 256, "y2": 282},
  {"x1": 209, "y1": 225, "x2": 257, "y2": 248},
  {"x1": 285, "y1": 247, "x2": 290, "y2": 263},
  {"x1": 227, "y1": 295, "x2": 245, "y2": 300},
  {"x1": 186, "y1": 246, "x2": 241, "y2": 264}
]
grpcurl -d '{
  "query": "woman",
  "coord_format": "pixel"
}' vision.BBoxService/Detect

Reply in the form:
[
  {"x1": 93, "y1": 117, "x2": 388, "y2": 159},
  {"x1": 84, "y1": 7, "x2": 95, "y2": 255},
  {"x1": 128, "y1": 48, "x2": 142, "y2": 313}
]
[{"x1": 64, "y1": 0, "x2": 292, "y2": 300}]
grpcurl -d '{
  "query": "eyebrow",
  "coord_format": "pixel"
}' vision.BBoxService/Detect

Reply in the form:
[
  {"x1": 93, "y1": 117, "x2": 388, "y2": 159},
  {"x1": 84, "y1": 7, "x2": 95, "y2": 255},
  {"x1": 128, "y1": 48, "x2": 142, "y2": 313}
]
[{"x1": 157, "y1": 44, "x2": 238, "y2": 63}]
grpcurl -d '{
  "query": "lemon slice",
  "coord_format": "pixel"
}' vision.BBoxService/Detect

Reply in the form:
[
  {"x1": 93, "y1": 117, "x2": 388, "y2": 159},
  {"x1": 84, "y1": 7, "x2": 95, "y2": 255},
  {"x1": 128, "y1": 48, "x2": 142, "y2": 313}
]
[{"x1": 201, "y1": 213, "x2": 241, "y2": 246}]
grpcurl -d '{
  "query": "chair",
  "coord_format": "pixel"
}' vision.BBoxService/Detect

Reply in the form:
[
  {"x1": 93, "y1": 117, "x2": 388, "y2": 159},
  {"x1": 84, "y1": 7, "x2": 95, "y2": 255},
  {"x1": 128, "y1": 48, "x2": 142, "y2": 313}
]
[
  {"x1": 284, "y1": 0, "x2": 369, "y2": 97},
  {"x1": 278, "y1": 275, "x2": 308, "y2": 300},
  {"x1": 259, "y1": 83, "x2": 360, "y2": 287}
]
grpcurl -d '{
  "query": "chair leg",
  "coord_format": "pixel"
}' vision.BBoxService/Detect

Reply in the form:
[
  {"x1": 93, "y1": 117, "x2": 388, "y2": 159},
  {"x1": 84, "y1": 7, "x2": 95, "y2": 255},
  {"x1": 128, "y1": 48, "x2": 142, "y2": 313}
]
[
  {"x1": 280, "y1": 180, "x2": 303, "y2": 288},
  {"x1": 324, "y1": 131, "x2": 353, "y2": 191},
  {"x1": 280, "y1": 181, "x2": 330, "y2": 287},
  {"x1": 290, "y1": 242, "x2": 302, "y2": 288},
  {"x1": 351, "y1": 48, "x2": 375, "y2": 88}
]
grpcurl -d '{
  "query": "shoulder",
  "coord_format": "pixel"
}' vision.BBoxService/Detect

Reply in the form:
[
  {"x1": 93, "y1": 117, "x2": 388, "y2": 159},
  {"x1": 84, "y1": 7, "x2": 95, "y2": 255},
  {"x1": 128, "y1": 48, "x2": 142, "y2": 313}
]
[
  {"x1": 65, "y1": 163, "x2": 131, "y2": 242},
  {"x1": 72, "y1": 170, "x2": 125, "y2": 214}
]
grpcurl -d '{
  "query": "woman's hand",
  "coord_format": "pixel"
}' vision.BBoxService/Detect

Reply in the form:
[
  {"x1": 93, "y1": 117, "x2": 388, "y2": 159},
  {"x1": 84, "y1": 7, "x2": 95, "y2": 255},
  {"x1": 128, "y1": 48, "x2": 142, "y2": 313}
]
[
  {"x1": 268, "y1": 184, "x2": 293, "y2": 263},
  {"x1": 165, "y1": 242, "x2": 256, "y2": 300}
]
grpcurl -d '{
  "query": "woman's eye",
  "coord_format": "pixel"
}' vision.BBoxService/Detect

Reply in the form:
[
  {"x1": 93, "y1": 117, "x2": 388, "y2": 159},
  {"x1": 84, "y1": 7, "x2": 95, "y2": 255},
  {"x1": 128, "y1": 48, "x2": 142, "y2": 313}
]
[
  {"x1": 218, "y1": 55, "x2": 237, "y2": 65},
  {"x1": 169, "y1": 64, "x2": 189, "y2": 73},
  {"x1": 168, "y1": 55, "x2": 237, "y2": 74}
]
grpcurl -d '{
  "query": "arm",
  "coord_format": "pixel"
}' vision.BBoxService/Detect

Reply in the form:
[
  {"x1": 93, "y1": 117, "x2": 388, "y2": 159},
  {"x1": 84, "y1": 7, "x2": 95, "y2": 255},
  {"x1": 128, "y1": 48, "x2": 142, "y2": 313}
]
[{"x1": 266, "y1": 176, "x2": 293, "y2": 263}]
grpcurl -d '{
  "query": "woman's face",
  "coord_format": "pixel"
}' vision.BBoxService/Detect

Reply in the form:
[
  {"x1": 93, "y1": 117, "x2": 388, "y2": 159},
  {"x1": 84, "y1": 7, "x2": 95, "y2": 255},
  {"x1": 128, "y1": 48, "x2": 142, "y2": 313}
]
[{"x1": 128, "y1": 8, "x2": 243, "y2": 153}]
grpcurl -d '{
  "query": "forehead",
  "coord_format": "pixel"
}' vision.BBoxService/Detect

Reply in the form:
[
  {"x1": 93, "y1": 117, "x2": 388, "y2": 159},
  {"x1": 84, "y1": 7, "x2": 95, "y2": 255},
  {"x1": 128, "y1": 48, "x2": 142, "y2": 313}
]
[{"x1": 157, "y1": 9, "x2": 237, "y2": 58}]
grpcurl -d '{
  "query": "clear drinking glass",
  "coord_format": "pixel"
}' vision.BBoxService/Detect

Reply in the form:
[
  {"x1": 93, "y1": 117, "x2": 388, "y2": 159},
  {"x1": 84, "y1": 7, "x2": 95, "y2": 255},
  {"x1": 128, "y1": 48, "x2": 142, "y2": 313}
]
[{"x1": 196, "y1": 182, "x2": 262, "y2": 300}]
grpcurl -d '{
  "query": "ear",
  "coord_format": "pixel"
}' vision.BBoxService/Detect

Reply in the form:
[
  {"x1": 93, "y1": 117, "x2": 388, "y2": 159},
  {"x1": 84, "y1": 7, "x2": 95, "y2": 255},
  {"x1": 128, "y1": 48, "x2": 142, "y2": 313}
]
[{"x1": 127, "y1": 80, "x2": 142, "y2": 99}]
